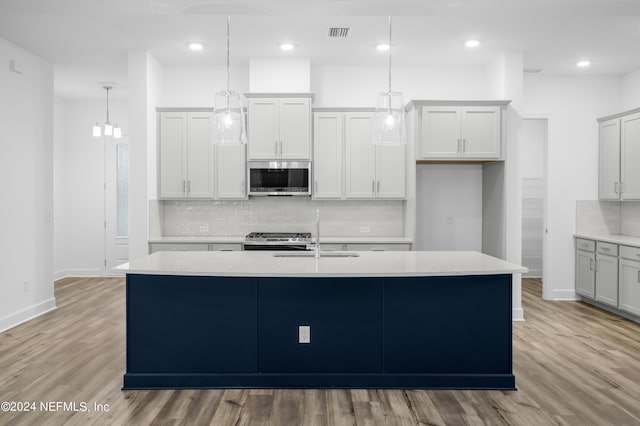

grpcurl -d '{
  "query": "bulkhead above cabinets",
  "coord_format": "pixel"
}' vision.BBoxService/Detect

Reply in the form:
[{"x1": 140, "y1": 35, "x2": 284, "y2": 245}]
[{"x1": 405, "y1": 100, "x2": 510, "y2": 162}]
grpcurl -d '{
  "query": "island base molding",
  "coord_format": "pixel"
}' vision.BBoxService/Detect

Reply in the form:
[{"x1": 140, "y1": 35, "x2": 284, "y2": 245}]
[
  {"x1": 125, "y1": 273, "x2": 515, "y2": 390},
  {"x1": 123, "y1": 373, "x2": 515, "y2": 390}
]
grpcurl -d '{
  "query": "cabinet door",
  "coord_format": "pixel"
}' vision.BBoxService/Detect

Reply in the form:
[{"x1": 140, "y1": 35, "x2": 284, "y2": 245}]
[
  {"x1": 279, "y1": 98, "x2": 311, "y2": 160},
  {"x1": 186, "y1": 112, "x2": 214, "y2": 198},
  {"x1": 248, "y1": 98, "x2": 279, "y2": 160},
  {"x1": 420, "y1": 107, "x2": 461, "y2": 159},
  {"x1": 313, "y1": 113, "x2": 343, "y2": 199},
  {"x1": 575, "y1": 249, "x2": 596, "y2": 299},
  {"x1": 619, "y1": 258, "x2": 640, "y2": 316},
  {"x1": 376, "y1": 145, "x2": 405, "y2": 198},
  {"x1": 461, "y1": 107, "x2": 501, "y2": 159},
  {"x1": 216, "y1": 144, "x2": 246, "y2": 199},
  {"x1": 158, "y1": 112, "x2": 187, "y2": 198},
  {"x1": 596, "y1": 254, "x2": 618, "y2": 307},
  {"x1": 345, "y1": 113, "x2": 376, "y2": 199},
  {"x1": 621, "y1": 113, "x2": 640, "y2": 200},
  {"x1": 599, "y1": 118, "x2": 621, "y2": 200}
]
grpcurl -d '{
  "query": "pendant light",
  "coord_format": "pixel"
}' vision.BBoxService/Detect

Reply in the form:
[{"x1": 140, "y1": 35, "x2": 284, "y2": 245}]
[
  {"x1": 93, "y1": 85, "x2": 122, "y2": 139},
  {"x1": 372, "y1": 16, "x2": 405, "y2": 145},
  {"x1": 214, "y1": 15, "x2": 246, "y2": 144}
]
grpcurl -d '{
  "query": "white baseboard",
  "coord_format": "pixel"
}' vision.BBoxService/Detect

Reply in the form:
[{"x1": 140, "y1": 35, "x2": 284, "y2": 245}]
[
  {"x1": 62, "y1": 268, "x2": 103, "y2": 277},
  {"x1": 0, "y1": 298, "x2": 57, "y2": 333},
  {"x1": 547, "y1": 289, "x2": 580, "y2": 301},
  {"x1": 512, "y1": 307, "x2": 525, "y2": 322},
  {"x1": 53, "y1": 270, "x2": 67, "y2": 281}
]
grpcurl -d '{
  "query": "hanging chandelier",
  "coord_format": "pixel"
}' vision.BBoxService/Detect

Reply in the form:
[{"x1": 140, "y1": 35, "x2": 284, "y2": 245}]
[
  {"x1": 372, "y1": 16, "x2": 405, "y2": 145},
  {"x1": 93, "y1": 86, "x2": 122, "y2": 139},
  {"x1": 214, "y1": 15, "x2": 246, "y2": 144}
]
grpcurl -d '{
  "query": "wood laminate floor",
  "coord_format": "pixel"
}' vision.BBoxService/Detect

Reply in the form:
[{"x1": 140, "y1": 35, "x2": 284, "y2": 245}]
[{"x1": 1, "y1": 277, "x2": 639, "y2": 425}]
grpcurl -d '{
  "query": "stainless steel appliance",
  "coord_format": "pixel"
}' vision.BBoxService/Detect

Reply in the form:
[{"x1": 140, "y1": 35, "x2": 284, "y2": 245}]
[
  {"x1": 243, "y1": 232, "x2": 312, "y2": 251},
  {"x1": 247, "y1": 161, "x2": 311, "y2": 196}
]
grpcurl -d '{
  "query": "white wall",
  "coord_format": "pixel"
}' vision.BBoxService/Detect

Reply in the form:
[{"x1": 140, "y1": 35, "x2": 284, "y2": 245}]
[
  {"x1": 415, "y1": 165, "x2": 483, "y2": 251},
  {"x1": 521, "y1": 119, "x2": 546, "y2": 179},
  {"x1": 53, "y1": 99, "x2": 128, "y2": 277},
  {"x1": 0, "y1": 37, "x2": 56, "y2": 332},
  {"x1": 524, "y1": 75, "x2": 621, "y2": 300},
  {"x1": 621, "y1": 69, "x2": 640, "y2": 111},
  {"x1": 311, "y1": 65, "x2": 487, "y2": 106},
  {"x1": 162, "y1": 65, "x2": 249, "y2": 107}
]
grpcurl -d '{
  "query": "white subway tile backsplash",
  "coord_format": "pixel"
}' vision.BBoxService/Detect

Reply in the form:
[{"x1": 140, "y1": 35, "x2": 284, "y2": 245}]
[
  {"x1": 575, "y1": 200, "x2": 621, "y2": 235},
  {"x1": 159, "y1": 198, "x2": 404, "y2": 237},
  {"x1": 621, "y1": 201, "x2": 640, "y2": 237}
]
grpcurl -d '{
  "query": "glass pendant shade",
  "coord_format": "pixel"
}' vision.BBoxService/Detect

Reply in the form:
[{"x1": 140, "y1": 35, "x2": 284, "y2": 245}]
[
  {"x1": 113, "y1": 125, "x2": 122, "y2": 139},
  {"x1": 93, "y1": 123, "x2": 102, "y2": 137},
  {"x1": 104, "y1": 122, "x2": 113, "y2": 136},
  {"x1": 214, "y1": 90, "x2": 246, "y2": 144},
  {"x1": 373, "y1": 91, "x2": 405, "y2": 145}
]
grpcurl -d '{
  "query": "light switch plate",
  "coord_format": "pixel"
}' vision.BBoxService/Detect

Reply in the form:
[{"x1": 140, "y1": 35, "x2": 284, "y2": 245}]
[{"x1": 298, "y1": 325, "x2": 310, "y2": 344}]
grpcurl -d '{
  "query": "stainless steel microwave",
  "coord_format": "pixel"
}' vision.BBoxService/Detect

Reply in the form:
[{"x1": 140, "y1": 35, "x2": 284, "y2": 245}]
[{"x1": 248, "y1": 161, "x2": 311, "y2": 196}]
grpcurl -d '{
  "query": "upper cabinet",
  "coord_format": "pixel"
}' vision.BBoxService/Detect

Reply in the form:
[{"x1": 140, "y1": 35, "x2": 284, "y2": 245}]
[
  {"x1": 247, "y1": 95, "x2": 312, "y2": 160},
  {"x1": 158, "y1": 111, "x2": 214, "y2": 199},
  {"x1": 411, "y1": 101, "x2": 508, "y2": 161},
  {"x1": 157, "y1": 109, "x2": 246, "y2": 200},
  {"x1": 598, "y1": 110, "x2": 640, "y2": 200},
  {"x1": 345, "y1": 112, "x2": 405, "y2": 199},
  {"x1": 313, "y1": 112, "x2": 343, "y2": 199}
]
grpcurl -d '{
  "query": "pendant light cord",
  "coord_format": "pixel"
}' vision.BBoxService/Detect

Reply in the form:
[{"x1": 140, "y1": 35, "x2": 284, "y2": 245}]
[
  {"x1": 388, "y1": 15, "x2": 392, "y2": 94},
  {"x1": 226, "y1": 14, "x2": 231, "y2": 95},
  {"x1": 105, "y1": 86, "x2": 111, "y2": 123}
]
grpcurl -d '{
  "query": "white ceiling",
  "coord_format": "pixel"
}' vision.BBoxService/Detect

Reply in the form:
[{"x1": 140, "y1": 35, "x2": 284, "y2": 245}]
[{"x1": 1, "y1": 0, "x2": 640, "y2": 99}]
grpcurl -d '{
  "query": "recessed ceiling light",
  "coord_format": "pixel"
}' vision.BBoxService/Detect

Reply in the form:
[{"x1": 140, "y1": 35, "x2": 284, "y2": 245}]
[
  {"x1": 465, "y1": 39, "x2": 480, "y2": 48},
  {"x1": 280, "y1": 43, "x2": 295, "y2": 51},
  {"x1": 188, "y1": 42, "x2": 203, "y2": 51},
  {"x1": 577, "y1": 60, "x2": 591, "y2": 68},
  {"x1": 377, "y1": 44, "x2": 390, "y2": 52}
]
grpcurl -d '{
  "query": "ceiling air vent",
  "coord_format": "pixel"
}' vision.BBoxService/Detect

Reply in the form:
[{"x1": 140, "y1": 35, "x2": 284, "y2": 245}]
[{"x1": 328, "y1": 27, "x2": 350, "y2": 38}]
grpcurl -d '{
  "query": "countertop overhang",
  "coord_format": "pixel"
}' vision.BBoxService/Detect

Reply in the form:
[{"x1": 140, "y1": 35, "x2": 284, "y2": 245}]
[{"x1": 116, "y1": 250, "x2": 527, "y2": 278}]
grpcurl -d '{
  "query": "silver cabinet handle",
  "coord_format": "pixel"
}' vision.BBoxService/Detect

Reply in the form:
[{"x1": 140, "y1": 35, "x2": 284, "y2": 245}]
[
  {"x1": 637, "y1": 270, "x2": 640, "y2": 283},
  {"x1": 620, "y1": 182, "x2": 624, "y2": 194},
  {"x1": 589, "y1": 258, "x2": 594, "y2": 270},
  {"x1": 377, "y1": 180, "x2": 380, "y2": 193},
  {"x1": 315, "y1": 180, "x2": 318, "y2": 193},
  {"x1": 280, "y1": 141, "x2": 284, "y2": 156},
  {"x1": 602, "y1": 247, "x2": 610, "y2": 252},
  {"x1": 615, "y1": 182, "x2": 619, "y2": 193},
  {"x1": 463, "y1": 138, "x2": 467, "y2": 152},
  {"x1": 183, "y1": 180, "x2": 186, "y2": 193},
  {"x1": 457, "y1": 138, "x2": 461, "y2": 153},
  {"x1": 187, "y1": 180, "x2": 191, "y2": 193},
  {"x1": 372, "y1": 179, "x2": 375, "y2": 194}
]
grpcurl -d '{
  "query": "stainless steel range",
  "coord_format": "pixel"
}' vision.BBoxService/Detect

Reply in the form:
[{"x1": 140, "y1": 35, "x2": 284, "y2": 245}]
[{"x1": 243, "y1": 232, "x2": 312, "y2": 251}]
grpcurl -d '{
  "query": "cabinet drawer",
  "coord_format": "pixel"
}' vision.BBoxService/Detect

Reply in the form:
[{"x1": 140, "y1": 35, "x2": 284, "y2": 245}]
[
  {"x1": 149, "y1": 243, "x2": 209, "y2": 253},
  {"x1": 346, "y1": 243, "x2": 412, "y2": 251},
  {"x1": 320, "y1": 244, "x2": 346, "y2": 251},
  {"x1": 596, "y1": 241, "x2": 618, "y2": 256},
  {"x1": 576, "y1": 238, "x2": 595, "y2": 252},
  {"x1": 620, "y1": 245, "x2": 640, "y2": 261},
  {"x1": 209, "y1": 243, "x2": 243, "y2": 251}
]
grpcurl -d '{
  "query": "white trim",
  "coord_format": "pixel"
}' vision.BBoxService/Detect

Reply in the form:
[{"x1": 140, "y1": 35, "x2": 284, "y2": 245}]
[
  {"x1": 53, "y1": 270, "x2": 67, "y2": 281},
  {"x1": 63, "y1": 268, "x2": 103, "y2": 277},
  {"x1": 548, "y1": 289, "x2": 580, "y2": 301},
  {"x1": 0, "y1": 298, "x2": 57, "y2": 333},
  {"x1": 512, "y1": 308, "x2": 525, "y2": 321}
]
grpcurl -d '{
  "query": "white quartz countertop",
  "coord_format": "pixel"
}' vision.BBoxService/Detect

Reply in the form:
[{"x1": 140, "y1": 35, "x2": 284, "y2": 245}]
[
  {"x1": 116, "y1": 250, "x2": 526, "y2": 278},
  {"x1": 574, "y1": 233, "x2": 640, "y2": 248},
  {"x1": 148, "y1": 236, "x2": 413, "y2": 245}
]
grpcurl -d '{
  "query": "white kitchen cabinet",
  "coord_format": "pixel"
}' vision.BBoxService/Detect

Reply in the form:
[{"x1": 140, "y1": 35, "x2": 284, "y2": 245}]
[
  {"x1": 619, "y1": 245, "x2": 640, "y2": 316},
  {"x1": 158, "y1": 111, "x2": 214, "y2": 199},
  {"x1": 575, "y1": 239, "x2": 596, "y2": 299},
  {"x1": 313, "y1": 112, "x2": 343, "y2": 199},
  {"x1": 216, "y1": 144, "x2": 246, "y2": 199},
  {"x1": 420, "y1": 105, "x2": 501, "y2": 160},
  {"x1": 345, "y1": 243, "x2": 412, "y2": 251},
  {"x1": 595, "y1": 242, "x2": 618, "y2": 307},
  {"x1": 149, "y1": 243, "x2": 210, "y2": 253},
  {"x1": 247, "y1": 97, "x2": 311, "y2": 160},
  {"x1": 597, "y1": 110, "x2": 640, "y2": 200},
  {"x1": 621, "y1": 113, "x2": 640, "y2": 199},
  {"x1": 345, "y1": 112, "x2": 405, "y2": 199},
  {"x1": 598, "y1": 118, "x2": 621, "y2": 200}
]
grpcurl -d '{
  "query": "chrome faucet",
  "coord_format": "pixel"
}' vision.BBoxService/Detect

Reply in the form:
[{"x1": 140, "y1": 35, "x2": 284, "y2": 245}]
[{"x1": 315, "y1": 208, "x2": 320, "y2": 259}]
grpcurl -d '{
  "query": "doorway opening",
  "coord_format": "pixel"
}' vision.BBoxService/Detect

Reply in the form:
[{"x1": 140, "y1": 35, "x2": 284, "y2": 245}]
[
  {"x1": 521, "y1": 118, "x2": 548, "y2": 297},
  {"x1": 105, "y1": 139, "x2": 129, "y2": 274}
]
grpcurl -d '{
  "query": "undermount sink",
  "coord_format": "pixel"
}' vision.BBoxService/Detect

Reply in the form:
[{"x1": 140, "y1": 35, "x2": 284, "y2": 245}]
[{"x1": 273, "y1": 252, "x2": 360, "y2": 258}]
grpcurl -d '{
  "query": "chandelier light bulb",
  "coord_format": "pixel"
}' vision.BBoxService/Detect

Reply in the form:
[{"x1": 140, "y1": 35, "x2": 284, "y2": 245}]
[
  {"x1": 113, "y1": 125, "x2": 122, "y2": 139},
  {"x1": 224, "y1": 112, "x2": 233, "y2": 129},
  {"x1": 93, "y1": 123, "x2": 101, "y2": 137},
  {"x1": 104, "y1": 122, "x2": 113, "y2": 136}
]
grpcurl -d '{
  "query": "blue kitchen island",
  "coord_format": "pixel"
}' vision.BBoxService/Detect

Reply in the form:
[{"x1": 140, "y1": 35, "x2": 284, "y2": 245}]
[{"x1": 117, "y1": 250, "x2": 526, "y2": 390}]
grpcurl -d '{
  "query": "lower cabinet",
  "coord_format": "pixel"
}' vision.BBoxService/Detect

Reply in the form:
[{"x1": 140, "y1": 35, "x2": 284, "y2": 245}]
[
  {"x1": 595, "y1": 248, "x2": 619, "y2": 307},
  {"x1": 148, "y1": 243, "x2": 242, "y2": 253},
  {"x1": 575, "y1": 238, "x2": 640, "y2": 320}
]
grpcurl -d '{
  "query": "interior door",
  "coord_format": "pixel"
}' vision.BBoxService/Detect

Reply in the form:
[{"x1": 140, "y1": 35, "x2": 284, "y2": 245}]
[{"x1": 105, "y1": 140, "x2": 129, "y2": 275}]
